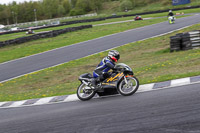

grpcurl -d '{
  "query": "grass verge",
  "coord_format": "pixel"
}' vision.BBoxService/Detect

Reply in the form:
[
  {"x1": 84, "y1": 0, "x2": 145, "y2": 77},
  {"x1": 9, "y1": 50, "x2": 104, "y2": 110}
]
[
  {"x1": 100, "y1": 0, "x2": 200, "y2": 15},
  {"x1": 1, "y1": 7, "x2": 200, "y2": 42},
  {"x1": 0, "y1": 23, "x2": 199, "y2": 102},
  {"x1": 0, "y1": 15, "x2": 191, "y2": 63}
]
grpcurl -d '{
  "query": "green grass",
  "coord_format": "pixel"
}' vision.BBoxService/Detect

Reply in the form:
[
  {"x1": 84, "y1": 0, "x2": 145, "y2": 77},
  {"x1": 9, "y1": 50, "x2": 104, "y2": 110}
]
[
  {"x1": 0, "y1": 15, "x2": 163, "y2": 42},
  {"x1": 99, "y1": 0, "x2": 200, "y2": 15},
  {"x1": 0, "y1": 23, "x2": 200, "y2": 102},
  {"x1": 0, "y1": 15, "x2": 191, "y2": 63},
  {"x1": 1, "y1": 7, "x2": 199, "y2": 42}
]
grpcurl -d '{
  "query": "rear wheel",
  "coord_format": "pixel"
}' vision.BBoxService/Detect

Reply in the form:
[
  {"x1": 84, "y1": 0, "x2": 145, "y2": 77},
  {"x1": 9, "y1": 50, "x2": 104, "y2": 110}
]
[
  {"x1": 77, "y1": 83, "x2": 96, "y2": 101},
  {"x1": 118, "y1": 76, "x2": 139, "y2": 96}
]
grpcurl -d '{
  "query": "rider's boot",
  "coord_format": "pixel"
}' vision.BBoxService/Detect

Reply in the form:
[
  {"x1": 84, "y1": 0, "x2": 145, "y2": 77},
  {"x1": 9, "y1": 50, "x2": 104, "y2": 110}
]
[
  {"x1": 91, "y1": 78, "x2": 102, "y2": 91},
  {"x1": 91, "y1": 78, "x2": 97, "y2": 89}
]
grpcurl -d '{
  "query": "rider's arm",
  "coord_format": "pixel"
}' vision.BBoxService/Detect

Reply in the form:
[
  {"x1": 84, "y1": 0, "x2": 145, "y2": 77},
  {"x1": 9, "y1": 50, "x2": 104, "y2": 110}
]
[{"x1": 105, "y1": 61, "x2": 115, "y2": 69}]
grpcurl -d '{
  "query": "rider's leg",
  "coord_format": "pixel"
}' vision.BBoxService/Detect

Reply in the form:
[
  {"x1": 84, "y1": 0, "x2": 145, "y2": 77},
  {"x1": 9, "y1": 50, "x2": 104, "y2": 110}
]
[
  {"x1": 91, "y1": 72, "x2": 111, "y2": 87},
  {"x1": 91, "y1": 73, "x2": 104, "y2": 87},
  {"x1": 91, "y1": 72, "x2": 99, "y2": 87}
]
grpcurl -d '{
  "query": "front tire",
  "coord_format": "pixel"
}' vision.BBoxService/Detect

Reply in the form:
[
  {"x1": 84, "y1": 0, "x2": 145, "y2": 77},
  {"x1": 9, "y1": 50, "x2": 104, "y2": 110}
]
[
  {"x1": 77, "y1": 83, "x2": 96, "y2": 101},
  {"x1": 118, "y1": 76, "x2": 139, "y2": 96}
]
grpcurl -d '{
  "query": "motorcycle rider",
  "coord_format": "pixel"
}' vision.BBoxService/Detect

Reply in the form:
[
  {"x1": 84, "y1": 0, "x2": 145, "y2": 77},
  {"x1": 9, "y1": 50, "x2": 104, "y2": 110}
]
[
  {"x1": 168, "y1": 10, "x2": 175, "y2": 22},
  {"x1": 168, "y1": 10, "x2": 174, "y2": 17},
  {"x1": 92, "y1": 50, "x2": 120, "y2": 88},
  {"x1": 134, "y1": 15, "x2": 142, "y2": 20}
]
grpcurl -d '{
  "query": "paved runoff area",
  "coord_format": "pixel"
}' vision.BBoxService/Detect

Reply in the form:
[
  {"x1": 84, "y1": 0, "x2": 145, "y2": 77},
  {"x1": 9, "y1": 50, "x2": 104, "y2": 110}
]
[{"x1": 0, "y1": 75, "x2": 200, "y2": 109}]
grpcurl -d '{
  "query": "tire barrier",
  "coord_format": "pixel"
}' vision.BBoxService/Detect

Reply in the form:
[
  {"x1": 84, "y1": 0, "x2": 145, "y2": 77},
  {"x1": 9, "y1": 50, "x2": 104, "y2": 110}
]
[
  {"x1": 0, "y1": 25, "x2": 92, "y2": 48},
  {"x1": 170, "y1": 30, "x2": 200, "y2": 52}
]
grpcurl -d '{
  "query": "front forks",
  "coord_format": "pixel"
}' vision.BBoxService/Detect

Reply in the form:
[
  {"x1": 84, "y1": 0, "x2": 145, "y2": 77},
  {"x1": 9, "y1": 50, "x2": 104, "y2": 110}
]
[{"x1": 124, "y1": 76, "x2": 128, "y2": 84}]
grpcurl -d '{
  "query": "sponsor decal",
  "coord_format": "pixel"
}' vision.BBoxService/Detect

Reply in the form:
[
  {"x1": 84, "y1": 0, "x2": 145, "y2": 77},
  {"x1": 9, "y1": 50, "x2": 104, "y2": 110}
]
[{"x1": 106, "y1": 73, "x2": 124, "y2": 82}]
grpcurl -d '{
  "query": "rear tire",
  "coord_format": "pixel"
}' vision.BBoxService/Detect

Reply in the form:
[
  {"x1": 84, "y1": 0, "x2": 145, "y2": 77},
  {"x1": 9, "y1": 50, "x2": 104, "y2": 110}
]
[
  {"x1": 118, "y1": 76, "x2": 139, "y2": 96},
  {"x1": 77, "y1": 83, "x2": 96, "y2": 101}
]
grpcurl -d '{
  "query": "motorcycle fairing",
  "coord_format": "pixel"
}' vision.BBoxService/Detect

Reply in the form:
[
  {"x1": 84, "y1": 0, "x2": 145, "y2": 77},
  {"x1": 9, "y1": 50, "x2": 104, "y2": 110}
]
[{"x1": 102, "y1": 72, "x2": 124, "y2": 87}]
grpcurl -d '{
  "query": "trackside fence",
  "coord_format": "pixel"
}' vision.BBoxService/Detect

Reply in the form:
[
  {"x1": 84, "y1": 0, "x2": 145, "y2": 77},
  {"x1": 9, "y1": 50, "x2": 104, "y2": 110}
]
[{"x1": 170, "y1": 30, "x2": 200, "y2": 52}]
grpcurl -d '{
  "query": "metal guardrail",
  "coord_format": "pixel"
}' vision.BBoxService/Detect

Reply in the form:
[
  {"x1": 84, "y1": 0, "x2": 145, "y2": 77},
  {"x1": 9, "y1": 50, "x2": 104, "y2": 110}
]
[{"x1": 170, "y1": 30, "x2": 200, "y2": 52}]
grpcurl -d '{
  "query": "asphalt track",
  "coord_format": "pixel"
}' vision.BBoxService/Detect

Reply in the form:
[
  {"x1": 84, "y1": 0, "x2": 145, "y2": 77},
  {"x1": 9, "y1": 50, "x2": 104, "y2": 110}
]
[
  {"x1": 0, "y1": 83, "x2": 200, "y2": 133},
  {"x1": 0, "y1": 14, "x2": 200, "y2": 82}
]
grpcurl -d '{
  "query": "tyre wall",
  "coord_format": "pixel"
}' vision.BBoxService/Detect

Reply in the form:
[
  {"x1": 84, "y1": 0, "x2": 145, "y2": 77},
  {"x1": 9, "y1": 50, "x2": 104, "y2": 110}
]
[
  {"x1": 0, "y1": 18, "x2": 103, "y2": 36},
  {"x1": 170, "y1": 30, "x2": 200, "y2": 52},
  {"x1": 0, "y1": 25, "x2": 92, "y2": 47}
]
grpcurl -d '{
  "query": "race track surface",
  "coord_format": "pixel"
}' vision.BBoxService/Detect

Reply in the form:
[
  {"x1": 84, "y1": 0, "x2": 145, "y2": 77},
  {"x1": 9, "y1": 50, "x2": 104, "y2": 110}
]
[
  {"x1": 0, "y1": 83, "x2": 200, "y2": 133},
  {"x1": 0, "y1": 14, "x2": 200, "y2": 82}
]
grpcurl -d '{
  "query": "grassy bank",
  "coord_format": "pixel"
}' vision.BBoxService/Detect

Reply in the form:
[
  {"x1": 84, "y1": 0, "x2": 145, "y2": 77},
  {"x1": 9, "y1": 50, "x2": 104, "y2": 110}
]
[
  {"x1": 0, "y1": 23, "x2": 199, "y2": 102},
  {"x1": 100, "y1": 0, "x2": 200, "y2": 15},
  {"x1": 0, "y1": 14, "x2": 192, "y2": 63},
  {"x1": 1, "y1": 7, "x2": 200, "y2": 42},
  {"x1": 0, "y1": 17, "x2": 170, "y2": 63}
]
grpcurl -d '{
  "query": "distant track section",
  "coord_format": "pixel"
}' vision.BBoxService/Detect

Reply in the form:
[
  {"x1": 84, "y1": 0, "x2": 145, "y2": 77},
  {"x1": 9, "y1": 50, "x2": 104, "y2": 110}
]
[
  {"x1": 0, "y1": 25, "x2": 92, "y2": 47},
  {"x1": 0, "y1": 15, "x2": 200, "y2": 82}
]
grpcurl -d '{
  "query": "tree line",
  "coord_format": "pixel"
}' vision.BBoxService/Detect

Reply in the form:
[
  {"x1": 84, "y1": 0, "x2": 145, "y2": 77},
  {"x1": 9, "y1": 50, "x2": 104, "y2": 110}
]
[
  {"x1": 0, "y1": 0, "x2": 105, "y2": 25},
  {"x1": 0, "y1": 0, "x2": 167, "y2": 25}
]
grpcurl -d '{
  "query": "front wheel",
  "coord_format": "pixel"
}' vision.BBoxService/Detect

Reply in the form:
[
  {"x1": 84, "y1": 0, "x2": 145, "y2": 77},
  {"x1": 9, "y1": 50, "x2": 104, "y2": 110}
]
[
  {"x1": 77, "y1": 83, "x2": 96, "y2": 101},
  {"x1": 118, "y1": 76, "x2": 139, "y2": 96}
]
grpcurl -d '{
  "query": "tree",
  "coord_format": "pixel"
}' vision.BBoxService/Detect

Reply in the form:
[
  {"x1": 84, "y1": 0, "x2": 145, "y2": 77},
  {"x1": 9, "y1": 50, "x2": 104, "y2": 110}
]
[
  {"x1": 57, "y1": 5, "x2": 66, "y2": 16},
  {"x1": 63, "y1": 0, "x2": 71, "y2": 14},
  {"x1": 42, "y1": 0, "x2": 59, "y2": 19},
  {"x1": 90, "y1": 0, "x2": 102, "y2": 12},
  {"x1": 0, "y1": 7, "x2": 11, "y2": 25},
  {"x1": 69, "y1": 8, "x2": 85, "y2": 16},
  {"x1": 71, "y1": 0, "x2": 77, "y2": 8},
  {"x1": 120, "y1": 0, "x2": 133, "y2": 11},
  {"x1": 75, "y1": 0, "x2": 92, "y2": 12}
]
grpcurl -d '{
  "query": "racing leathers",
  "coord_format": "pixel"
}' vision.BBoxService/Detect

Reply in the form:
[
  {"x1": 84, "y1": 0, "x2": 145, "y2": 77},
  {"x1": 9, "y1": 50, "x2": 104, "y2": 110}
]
[
  {"x1": 93, "y1": 56, "x2": 115, "y2": 84},
  {"x1": 168, "y1": 12, "x2": 175, "y2": 22},
  {"x1": 168, "y1": 12, "x2": 174, "y2": 17}
]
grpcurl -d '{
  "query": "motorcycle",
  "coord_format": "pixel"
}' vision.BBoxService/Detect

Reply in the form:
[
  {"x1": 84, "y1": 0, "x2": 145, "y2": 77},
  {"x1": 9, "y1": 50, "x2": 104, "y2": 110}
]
[
  {"x1": 168, "y1": 16, "x2": 175, "y2": 24},
  {"x1": 77, "y1": 63, "x2": 139, "y2": 101},
  {"x1": 134, "y1": 16, "x2": 143, "y2": 21}
]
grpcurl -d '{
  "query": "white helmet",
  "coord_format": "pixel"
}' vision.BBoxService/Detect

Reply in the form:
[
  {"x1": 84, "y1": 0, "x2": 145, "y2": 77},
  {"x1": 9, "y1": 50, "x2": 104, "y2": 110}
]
[
  {"x1": 108, "y1": 50, "x2": 120, "y2": 62},
  {"x1": 169, "y1": 10, "x2": 172, "y2": 12}
]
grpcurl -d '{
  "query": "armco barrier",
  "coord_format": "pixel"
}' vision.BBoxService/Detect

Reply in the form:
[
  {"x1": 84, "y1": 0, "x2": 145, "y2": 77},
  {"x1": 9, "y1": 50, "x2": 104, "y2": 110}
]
[
  {"x1": 170, "y1": 30, "x2": 200, "y2": 52},
  {"x1": 0, "y1": 25, "x2": 92, "y2": 47}
]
